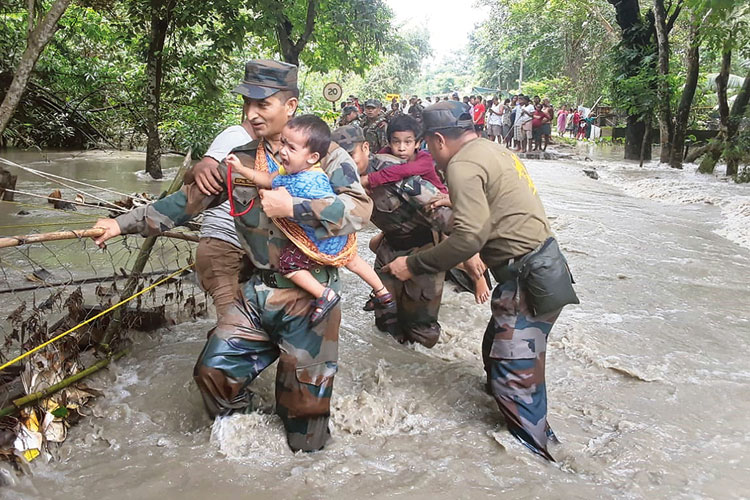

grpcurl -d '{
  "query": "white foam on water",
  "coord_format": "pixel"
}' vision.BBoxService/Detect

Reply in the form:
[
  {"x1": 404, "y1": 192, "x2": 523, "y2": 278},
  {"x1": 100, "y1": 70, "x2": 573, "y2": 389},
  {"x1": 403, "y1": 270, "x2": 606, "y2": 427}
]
[
  {"x1": 209, "y1": 413, "x2": 289, "y2": 461},
  {"x1": 594, "y1": 160, "x2": 750, "y2": 250},
  {"x1": 331, "y1": 359, "x2": 439, "y2": 436}
]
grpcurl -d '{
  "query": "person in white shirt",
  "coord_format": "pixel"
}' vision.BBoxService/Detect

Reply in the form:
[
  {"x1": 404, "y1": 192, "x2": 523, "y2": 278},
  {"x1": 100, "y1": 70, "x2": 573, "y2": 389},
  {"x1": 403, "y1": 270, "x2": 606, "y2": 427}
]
[
  {"x1": 486, "y1": 96, "x2": 503, "y2": 143},
  {"x1": 514, "y1": 95, "x2": 535, "y2": 153},
  {"x1": 193, "y1": 122, "x2": 254, "y2": 319}
]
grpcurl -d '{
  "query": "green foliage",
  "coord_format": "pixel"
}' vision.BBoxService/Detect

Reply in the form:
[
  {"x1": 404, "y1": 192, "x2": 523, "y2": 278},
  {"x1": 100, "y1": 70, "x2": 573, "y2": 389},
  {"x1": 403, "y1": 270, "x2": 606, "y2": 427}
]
[
  {"x1": 469, "y1": 0, "x2": 618, "y2": 104},
  {"x1": 416, "y1": 51, "x2": 474, "y2": 96},
  {"x1": 250, "y1": 0, "x2": 394, "y2": 74},
  {"x1": 0, "y1": 0, "x2": 399, "y2": 152},
  {"x1": 522, "y1": 77, "x2": 579, "y2": 106}
]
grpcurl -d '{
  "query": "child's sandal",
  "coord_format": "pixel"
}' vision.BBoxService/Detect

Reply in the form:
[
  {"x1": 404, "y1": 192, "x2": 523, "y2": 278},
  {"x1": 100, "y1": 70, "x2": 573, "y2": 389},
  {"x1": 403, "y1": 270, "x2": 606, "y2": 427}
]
[
  {"x1": 363, "y1": 287, "x2": 386, "y2": 311},
  {"x1": 310, "y1": 287, "x2": 340, "y2": 327}
]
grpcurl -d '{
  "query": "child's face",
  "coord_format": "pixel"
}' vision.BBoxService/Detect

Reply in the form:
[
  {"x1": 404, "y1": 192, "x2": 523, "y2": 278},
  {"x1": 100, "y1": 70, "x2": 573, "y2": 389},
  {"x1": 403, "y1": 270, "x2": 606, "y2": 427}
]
[
  {"x1": 389, "y1": 131, "x2": 418, "y2": 161},
  {"x1": 279, "y1": 125, "x2": 319, "y2": 174}
]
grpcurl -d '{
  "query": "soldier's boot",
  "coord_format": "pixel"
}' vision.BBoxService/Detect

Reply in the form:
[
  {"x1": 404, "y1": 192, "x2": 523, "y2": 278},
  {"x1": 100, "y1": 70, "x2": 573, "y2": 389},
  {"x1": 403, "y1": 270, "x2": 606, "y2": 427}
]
[
  {"x1": 403, "y1": 322, "x2": 441, "y2": 348},
  {"x1": 372, "y1": 293, "x2": 400, "y2": 340}
]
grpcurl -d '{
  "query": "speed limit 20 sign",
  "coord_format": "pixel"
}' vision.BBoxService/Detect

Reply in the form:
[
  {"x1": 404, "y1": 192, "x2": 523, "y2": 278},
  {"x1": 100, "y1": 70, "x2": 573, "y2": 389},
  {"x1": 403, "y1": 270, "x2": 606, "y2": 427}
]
[{"x1": 323, "y1": 82, "x2": 343, "y2": 103}]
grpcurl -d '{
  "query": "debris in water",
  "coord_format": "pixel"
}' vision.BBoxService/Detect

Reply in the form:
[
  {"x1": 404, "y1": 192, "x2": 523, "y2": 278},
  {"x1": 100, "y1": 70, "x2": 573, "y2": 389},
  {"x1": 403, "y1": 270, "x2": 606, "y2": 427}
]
[{"x1": 583, "y1": 168, "x2": 599, "y2": 180}]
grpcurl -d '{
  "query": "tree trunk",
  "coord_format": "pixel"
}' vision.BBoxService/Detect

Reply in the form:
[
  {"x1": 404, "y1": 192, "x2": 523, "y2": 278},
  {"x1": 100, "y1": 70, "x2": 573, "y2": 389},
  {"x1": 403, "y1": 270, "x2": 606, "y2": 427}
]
[
  {"x1": 716, "y1": 41, "x2": 732, "y2": 132},
  {"x1": 608, "y1": 0, "x2": 655, "y2": 161},
  {"x1": 274, "y1": 0, "x2": 317, "y2": 66},
  {"x1": 725, "y1": 67, "x2": 750, "y2": 177},
  {"x1": 0, "y1": 0, "x2": 72, "y2": 137},
  {"x1": 625, "y1": 115, "x2": 650, "y2": 161},
  {"x1": 669, "y1": 16, "x2": 699, "y2": 169},
  {"x1": 698, "y1": 65, "x2": 749, "y2": 176},
  {"x1": 144, "y1": 0, "x2": 171, "y2": 180},
  {"x1": 639, "y1": 114, "x2": 652, "y2": 166},
  {"x1": 653, "y1": 0, "x2": 673, "y2": 164}
]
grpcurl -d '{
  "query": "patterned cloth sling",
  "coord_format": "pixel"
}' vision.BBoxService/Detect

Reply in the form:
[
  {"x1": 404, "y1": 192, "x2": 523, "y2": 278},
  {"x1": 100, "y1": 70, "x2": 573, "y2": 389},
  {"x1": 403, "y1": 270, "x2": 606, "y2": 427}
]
[{"x1": 227, "y1": 141, "x2": 357, "y2": 267}]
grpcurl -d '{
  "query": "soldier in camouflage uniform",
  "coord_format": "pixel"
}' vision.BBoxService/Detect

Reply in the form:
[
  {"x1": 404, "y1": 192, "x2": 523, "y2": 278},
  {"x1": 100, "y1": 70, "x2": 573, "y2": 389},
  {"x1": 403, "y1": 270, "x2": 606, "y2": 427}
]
[
  {"x1": 385, "y1": 101, "x2": 576, "y2": 461},
  {"x1": 360, "y1": 99, "x2": 388, "y2": 153},
  {"x1": 331, "y1": 125, "x2": 453, "y2": 348},
  {"x1": 92, "y1": 61, "x2": 372, "y2": 453}
]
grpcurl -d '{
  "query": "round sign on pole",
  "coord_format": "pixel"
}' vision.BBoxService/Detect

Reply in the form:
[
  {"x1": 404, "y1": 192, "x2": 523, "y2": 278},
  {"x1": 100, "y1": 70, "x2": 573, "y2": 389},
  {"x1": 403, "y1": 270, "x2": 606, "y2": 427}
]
[{"x1": 323, "y1": 82, "x2": 343, "y2": 103}]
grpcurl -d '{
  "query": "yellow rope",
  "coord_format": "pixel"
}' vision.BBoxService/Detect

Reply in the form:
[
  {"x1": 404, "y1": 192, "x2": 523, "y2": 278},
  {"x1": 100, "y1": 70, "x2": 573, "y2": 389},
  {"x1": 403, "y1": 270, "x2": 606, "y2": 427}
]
[{"x1": 0, "y1": 263, "x2": 194, "y2": 372}]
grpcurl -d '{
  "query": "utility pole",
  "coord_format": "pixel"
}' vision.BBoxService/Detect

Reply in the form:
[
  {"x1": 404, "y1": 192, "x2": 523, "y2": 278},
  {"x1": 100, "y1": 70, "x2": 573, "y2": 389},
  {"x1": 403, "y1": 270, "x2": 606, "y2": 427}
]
[{"x1": 518, "y1": 52, "x2": 524, "y2": 93}]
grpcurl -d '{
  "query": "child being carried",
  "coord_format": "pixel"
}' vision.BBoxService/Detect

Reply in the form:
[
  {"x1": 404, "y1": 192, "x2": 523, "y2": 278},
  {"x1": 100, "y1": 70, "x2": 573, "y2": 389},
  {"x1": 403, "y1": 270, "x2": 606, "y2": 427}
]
[{"x1": 226, "y1": 114, "x2": 393, "y2": 326}]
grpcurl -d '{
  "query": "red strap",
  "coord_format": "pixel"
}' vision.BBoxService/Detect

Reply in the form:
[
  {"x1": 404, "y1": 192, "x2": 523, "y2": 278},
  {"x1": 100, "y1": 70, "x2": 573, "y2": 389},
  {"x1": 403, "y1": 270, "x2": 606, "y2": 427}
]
[{"x1": 226, "y1": 161, "x2": 254, "y2": 217}]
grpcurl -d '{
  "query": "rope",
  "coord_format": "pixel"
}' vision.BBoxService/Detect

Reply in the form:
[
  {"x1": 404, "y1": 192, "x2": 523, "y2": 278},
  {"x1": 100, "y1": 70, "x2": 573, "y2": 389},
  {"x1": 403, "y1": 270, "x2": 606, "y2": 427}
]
[
  {"x1": 2, "y1": 188, "x2": 128, "y2": 212},
  {"x1": 3, "y1": 164, "x2": 125, "y2": 211},
  {"x1": 0, "y1": 263, "x2": 194, "y2": 372},
  {"x1": 1, "y1": 198, "x2": 91, "y2": 215},
  {"x1": 0, "y1": 156, "x2": 147, "y2": 202}
]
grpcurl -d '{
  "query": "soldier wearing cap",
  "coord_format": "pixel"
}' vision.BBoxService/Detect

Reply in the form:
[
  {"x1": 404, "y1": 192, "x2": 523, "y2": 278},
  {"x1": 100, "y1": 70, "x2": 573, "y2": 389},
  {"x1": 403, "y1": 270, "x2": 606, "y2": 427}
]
[
  {"x1": 91, "y1": 60, "x2": 372, "y2": 453},
  {"x1": 338, "y1": 105, "x2": 360, "y2": 127},
  {"x1": 407, "y1": 95, "x2": 424, "y2": 123},
  {"x1": 360, "y1": 99, "x2": 388, "y2": 153},
  {"x1": 331, "y1": 124, "x2": 455, "y2": 347},
  {"x1": 383, "y1": 101, "x2": 578, "y2": 461}
]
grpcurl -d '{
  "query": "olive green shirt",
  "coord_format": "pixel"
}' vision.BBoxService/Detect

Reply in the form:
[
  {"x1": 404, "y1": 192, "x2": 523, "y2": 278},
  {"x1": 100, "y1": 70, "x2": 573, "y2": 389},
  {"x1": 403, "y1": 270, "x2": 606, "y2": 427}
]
[{"x1": 407, "y1": 138, "x2": 551, "y2": 274}]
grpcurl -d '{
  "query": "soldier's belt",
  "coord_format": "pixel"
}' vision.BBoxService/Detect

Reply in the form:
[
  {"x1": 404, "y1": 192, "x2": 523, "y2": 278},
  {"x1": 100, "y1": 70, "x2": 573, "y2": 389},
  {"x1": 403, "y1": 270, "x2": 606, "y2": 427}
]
[{"x1": 257, "y1": 267, "x2": 336, "y2": 288}]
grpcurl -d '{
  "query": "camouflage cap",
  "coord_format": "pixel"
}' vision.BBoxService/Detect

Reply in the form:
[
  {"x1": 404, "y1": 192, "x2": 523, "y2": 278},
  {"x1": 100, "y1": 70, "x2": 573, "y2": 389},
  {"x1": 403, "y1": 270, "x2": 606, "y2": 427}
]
[
  {"x1": 422, "y1": 101, "x2": 475, "y2": 133},
  {"x1": 364, "y1": 99, "x2": 382, "y2": 108},
  {"x1": 232, "y1": 60, "x2": 298, "y2": 100},
  {"x1": 331, "y1": 125, "x2": 365, "y2": 153}
]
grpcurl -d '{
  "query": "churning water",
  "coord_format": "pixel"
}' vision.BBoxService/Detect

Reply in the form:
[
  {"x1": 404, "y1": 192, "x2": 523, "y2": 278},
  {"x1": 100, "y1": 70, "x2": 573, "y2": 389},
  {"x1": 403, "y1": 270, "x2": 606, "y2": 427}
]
[{"x1": 2, "y1": 148, "x2": 749, "y2": 499}]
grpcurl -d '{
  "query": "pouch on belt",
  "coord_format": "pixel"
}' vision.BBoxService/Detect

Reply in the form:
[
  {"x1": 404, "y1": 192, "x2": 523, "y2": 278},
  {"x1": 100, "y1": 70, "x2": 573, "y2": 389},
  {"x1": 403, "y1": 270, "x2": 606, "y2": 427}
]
[{"x1": 493, "y1": 237, "x2": 579, "y2": 316}]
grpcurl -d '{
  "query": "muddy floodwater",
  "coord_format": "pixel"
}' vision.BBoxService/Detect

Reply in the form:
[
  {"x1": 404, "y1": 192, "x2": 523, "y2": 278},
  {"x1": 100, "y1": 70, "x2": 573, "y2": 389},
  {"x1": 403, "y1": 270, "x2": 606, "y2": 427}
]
[{"x1": 1, "y1": 147, "x2": 749, "y2": 499}]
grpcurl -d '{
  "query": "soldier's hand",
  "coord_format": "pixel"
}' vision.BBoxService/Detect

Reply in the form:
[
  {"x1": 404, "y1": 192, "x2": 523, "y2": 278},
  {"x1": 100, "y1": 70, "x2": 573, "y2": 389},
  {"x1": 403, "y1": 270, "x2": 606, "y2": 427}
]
[
  {"x1": 92, "y1": 218, "x2": 121, "y2": 248},
  {"x1": 259, "y1": 187, "x2": 293, "y2": 218},
  {"x1": 382, "y1": 256, "x2": 413, "y2": 281},
  {"x1": 193, "y1": 159, "x2": 223, "y2": 196},
  {"x1": 428, "y1": 193, "x2": 451, "y2": 210}
]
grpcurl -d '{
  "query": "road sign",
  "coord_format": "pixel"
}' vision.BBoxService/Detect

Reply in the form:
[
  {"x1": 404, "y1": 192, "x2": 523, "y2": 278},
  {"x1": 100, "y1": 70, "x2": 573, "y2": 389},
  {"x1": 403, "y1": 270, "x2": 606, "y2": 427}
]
[{"x1": 323, "y1": 82, "x2": 343, "y2": 103}]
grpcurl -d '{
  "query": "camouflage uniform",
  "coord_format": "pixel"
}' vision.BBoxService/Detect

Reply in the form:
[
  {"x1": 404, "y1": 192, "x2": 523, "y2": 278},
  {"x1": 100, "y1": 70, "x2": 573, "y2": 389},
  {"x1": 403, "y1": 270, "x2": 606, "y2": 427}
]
[
  {"x1": 404, "y1": 101, "x2": 576, "y2": 460},
  {"x1": 361, "y1": 113, "x2": 388, "y2": 153},
  {"x1": 482, "y1": 275, "x2": 560, "y2": 461},
  {"x1": 367, "y1": 154, "x2": 453, "y2": 347},
  {"x1": 114, "y1": 60, "x2": 372, "y2": 453}
]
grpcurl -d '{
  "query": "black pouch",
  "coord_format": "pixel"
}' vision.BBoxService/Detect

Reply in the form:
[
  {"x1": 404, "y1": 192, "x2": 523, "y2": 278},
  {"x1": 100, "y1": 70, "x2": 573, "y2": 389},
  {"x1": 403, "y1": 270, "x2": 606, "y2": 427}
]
[{"x1": 517, "y1": 237, "x2": 579, "y2": 316}]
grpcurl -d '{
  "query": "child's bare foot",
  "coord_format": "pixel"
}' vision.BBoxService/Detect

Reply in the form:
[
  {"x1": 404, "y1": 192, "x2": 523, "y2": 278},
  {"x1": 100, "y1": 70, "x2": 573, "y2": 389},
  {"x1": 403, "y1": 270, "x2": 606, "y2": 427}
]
[{"x1": 474, "y1": 277, "x2": 490, "y2": 304}]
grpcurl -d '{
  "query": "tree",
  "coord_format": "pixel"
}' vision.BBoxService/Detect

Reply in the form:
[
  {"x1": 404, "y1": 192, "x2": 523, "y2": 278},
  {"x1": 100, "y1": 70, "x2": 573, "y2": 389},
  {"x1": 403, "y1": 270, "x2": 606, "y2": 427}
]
[
  {"x1": 668, "y1": 11, "x2": 700, "y2": 169},
  {"x1": 608, "y1": 0, "x2": 658, "y2": 161},
  {"x1": 470, "y1": 0, "x2": 617, "y2": 104},
  {"x1": 251, "y1": 0, "x2": 394, "y2": 75},
  {"x1": 652, "y1": 0, "x2": 682, "y2": 163},
  {"x1": 0, "y1": 0, "x2": 73, "y2": 137},
  {"x1": 352, "y1": 28, "x2": 432, "y2": 98},
  {"x1": 694, "y1": 1, "x2": 750, "y2": 176}
]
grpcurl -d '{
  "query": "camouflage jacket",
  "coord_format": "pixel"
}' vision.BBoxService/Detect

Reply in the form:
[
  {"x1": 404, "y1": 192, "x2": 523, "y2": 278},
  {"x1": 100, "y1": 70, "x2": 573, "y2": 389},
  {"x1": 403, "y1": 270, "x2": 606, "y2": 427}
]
[
  {"x1": 367, "y1": 153, "x2": 453, "y2": 251},
  {"x1": 115, "y1": 140, "x2": 372, "y2": 271},
  {"x1": 360, "y1": 113, "x2": 388, "y2": 153}
]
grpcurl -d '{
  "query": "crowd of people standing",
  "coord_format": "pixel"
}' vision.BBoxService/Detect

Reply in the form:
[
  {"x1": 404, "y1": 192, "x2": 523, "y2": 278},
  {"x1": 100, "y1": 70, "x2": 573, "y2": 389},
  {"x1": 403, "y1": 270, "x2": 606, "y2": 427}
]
[{"x1": 339, "y1": 92, "x2": 599, "y2": 158}]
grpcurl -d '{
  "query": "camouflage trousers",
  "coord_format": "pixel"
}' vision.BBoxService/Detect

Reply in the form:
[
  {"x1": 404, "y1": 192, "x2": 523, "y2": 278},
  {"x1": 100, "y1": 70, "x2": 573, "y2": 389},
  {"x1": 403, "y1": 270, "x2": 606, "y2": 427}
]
[
  {"x1": 193, "y1": 271, "x2": 340, "y2": 452},
  {"x1": 482, "y1": 277, "x2": 561, "y2": 461},
  {"x1": 374, "y1": 239, "x2": 444, "y2": 348}
]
